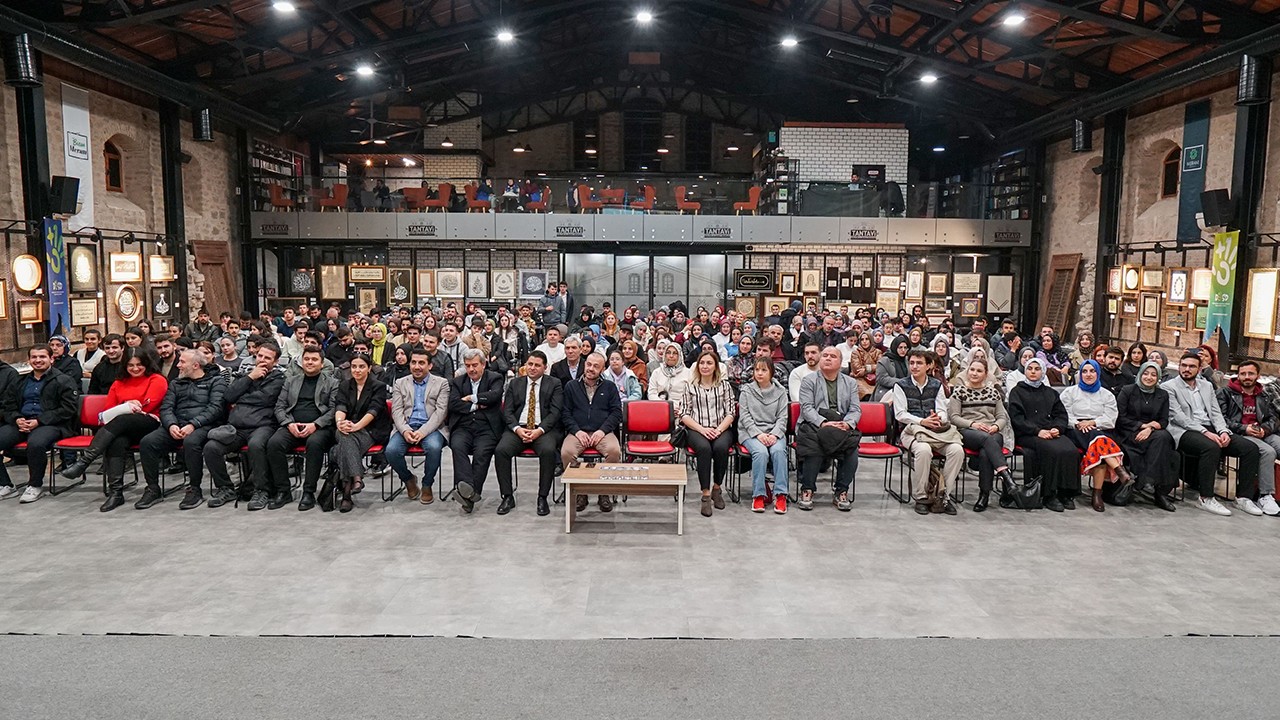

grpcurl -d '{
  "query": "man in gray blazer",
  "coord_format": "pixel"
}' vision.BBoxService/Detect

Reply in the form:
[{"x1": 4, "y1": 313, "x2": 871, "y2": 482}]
[
  {"x1": 387, "y1": 347, "x2": 450, "y2": 504},
  {"x1": 1162, "y1": 349, "x2": 1259, "y2": 517},
  {"x1": 796, "y1": 346, "x2": 861, "y2": 511},
  {"x1": 266, "y1": 347, "x2": 340, "y2": 511}
]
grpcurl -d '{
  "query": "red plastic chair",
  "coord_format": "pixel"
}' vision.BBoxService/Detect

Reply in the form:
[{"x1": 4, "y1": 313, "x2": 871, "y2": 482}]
[
  {"x1": 578, "y1": 185, "x2": 603, "y2": 214},
  {"x1": 674, "y1": 185, "x2": 701, "y2": 215},
  {"x1": 402, "y1": 187, "x2": 429, "y2": 212},
  {"x1": 268, "y1": 183, "x2": 294, "y2": 211},
  {"x1": 857, "y1": 401, "x2": 906, "y2": 502},
  {"x1": 629, "y1": 185, "x2": 656, "y2": 212},
  {"x1": 622, "y1": 400, "x2": 679, "y2": 462},
  {"x1": 465, "y1": 184, "x2": 492, "y2": 213},
  {"x1": 525, "y1": 185, "x2": 551, "y2": 213},
  {"x1": 317, "y1": 184, "x2": 349, "y2": 212},
  {"x1": 421, "y1": 183, "x2": 453, "y2": 212},
  {"x1": 734, "y1": 186, "x2": 762, "y2": 215}
]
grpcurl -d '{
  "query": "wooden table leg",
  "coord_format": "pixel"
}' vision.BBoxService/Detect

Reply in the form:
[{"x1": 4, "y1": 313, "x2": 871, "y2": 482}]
[
  {"x1": 565, "y1": 485, "x2": 574, "y2": 533},
  {"x1": 677, "y1": 485, "x2": 684, "y2": 536}
]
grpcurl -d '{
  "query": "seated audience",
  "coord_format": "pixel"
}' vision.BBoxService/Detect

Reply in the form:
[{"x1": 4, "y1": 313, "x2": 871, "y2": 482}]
[
  {"x1": 327, "y1": 353, "x2": 390, "y2": 513},
  {"x1": 739, "y1": 357, "x2": 790, "y2": 514},
  {"x1": 893, "y1": 349, "x2": 964, "y2": 515},
  {"x1": 494, "y1": 351, "x2": 563, "y2": 517},
  {"x1": 448, "y1": 348, "x2": 504, "y2": 514},
  {"x1": 1115, "y1": 361, "x2": 1178, "y2": 512},
  {"x1": 1215, "y1": 360, "x2": 1280, "y2": 516},
  {"x1": 0, "y1": 345, "x2": 80, "y2": 504},
  {"x1": 204, "y1": 343, "x2": 286, "y2": 510},
  {"x1": 561, "y1": 352, "x2": 623, "y2": 513},
  {"x1": 267, "y1": 347, "x2": 339, "y2": 511},
  {"x1": 795, "y1": 346, "x2": 861, "y2": 512},
  {"x1": 948, "y1": 357, "x2": 1014, "y2": 511},
  {"x1": 387, "y1": 348, "x2": 450, "y2": 504},
  {"x1": 1060, "y1": 360, "x2": 1133, "y2": 512},
  {"x1": 679, "y1": 350, "x2": 738, "y2": 518},
  {"x1": 1008, "y1": 358, "x2": 1079, "y2": 512}
]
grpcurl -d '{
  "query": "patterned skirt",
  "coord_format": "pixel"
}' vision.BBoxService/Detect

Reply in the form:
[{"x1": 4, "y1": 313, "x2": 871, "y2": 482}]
[{"x1": 1080, "y1": 434, "x2": 1123, "y2": 474}]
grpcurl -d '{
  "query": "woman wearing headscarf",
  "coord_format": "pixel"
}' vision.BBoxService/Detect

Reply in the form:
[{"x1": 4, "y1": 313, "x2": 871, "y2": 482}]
[
  {"x1": 385, "y1": 345, "x2": 412, "y2": 385},
  {"x1": 850, "y1": 332, "x2": 882, "y2": 400},
  {"x1": 1145, "y1": 349, "x2": 1175, "y2": 382},
  {"x1": 1060, "y1": 359, "x2": 1134, "y2": 512},
  {"x1": 964, "y1": 342, "x2": 1001, "y2": 384},
  {"x1": 651, "y1": 343, "x2": 691, "y2": 414},
  {"x1": 726, "y1": 335, "x2": 756, "y2": 394},
  {"x1": 948, "y1": 357, "x2": 1015, "y2": 511},
  {"x1": 633, "y1": 321, "x2": 652, "y2": 354},
  {"x1": 1003, "y1": 347, "x2": 1037, "y2": 397},
  {"x1": 1121, "y1": 342, "x2": 1147, "y2": 379},
  {"x1": 1036, "y1": 333, "x2": 1072, "y2": 385},
  {"x1": 870, "y1": 328, "x2": 887, "y2": 353},
  {"x1": 907, "y1": 326, "x2": 926, "y2": 351},
  {"x1": 874, "y1": 335, "x2": 910, "y2": 402},
  {"x1": 1115, "y1": 360, "x2": 1178, "y2": 511},
  {"x1": 367, "y1": 322, "x2": 390, "y2": 365},
  {"x1": 932, "y1": 336, "x2": 961, "y2": 394},
  {"x1": 1008, "y1": 357, "x2": 1080, "y2": 512}
]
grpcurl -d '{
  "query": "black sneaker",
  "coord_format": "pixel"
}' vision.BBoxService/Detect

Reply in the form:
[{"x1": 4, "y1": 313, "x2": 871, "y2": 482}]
[
  {"x1": 914, "y1": 500, "x2": 931, "y2": 515},
  {"x1": 133, "y1": 486, "x2": 163, "y2": 510},
  {"x1": 941, "y1": 498, "x2": 958, "y2": 515},
  {"x1": 207, "y1": 486, "x2": 237, "y2": 508},
  {"x1": 267, "y1": 490, "x2": 292, "y2": 510},
  {"x1": 236, "y1": 482, "x2": 255, "y2": 502},
  {"x1": 247, "y1": 490, "x2": 269, "y2": 511},
  {"x1": 179, "y1": 487, "x2": 205, "y2": 510}
]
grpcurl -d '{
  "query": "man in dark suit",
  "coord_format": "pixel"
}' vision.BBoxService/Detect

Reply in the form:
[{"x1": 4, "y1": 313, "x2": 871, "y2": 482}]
[
  {"x1": 448, "y1": 347, "x2": 504, "y2": 513},
  {"x1": 494, "y1": 350, "x2": 563, "y2": 517},
  {"x1": 550, "y1": 335, "x2": 586, "y2": 386}
]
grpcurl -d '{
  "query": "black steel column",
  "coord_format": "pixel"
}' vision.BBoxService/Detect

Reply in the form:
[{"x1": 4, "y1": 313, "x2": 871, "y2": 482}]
[
  {"x1": 1021, "y1": 140, "x2": 1046, "y2": 334},
  {"x1": 159, "y1": 99, "x2": 192, "y2": 322},
  {"x1": 1092, "y1": 111, "x2": 1125, "y2": 335},
  {"x1": 235, "y1": 127, "x2": 259, "y2": 312},
  {"x1": 1225, "y1": 56, "x2": 1272, "y2": 364},
  {"x1": 6, "y1": 34, "x2": 50, "y2": 260}
]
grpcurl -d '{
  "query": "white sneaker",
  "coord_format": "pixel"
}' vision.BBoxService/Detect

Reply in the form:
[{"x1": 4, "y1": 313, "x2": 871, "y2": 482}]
[
  {"x1": 1235, "y1": 497, "x2": 1264, "y2": 516},
  {"x1": 1258, "y1": 495, "x2": 1280, "y2": 516},
  {"x1": 0, "y1": 485, "x2": 17, "y2": 500},
  {"x1": 1197, "y1": 496, "x2": 1232, "y2": 516},
  {"x1": 18, "y1": 486, "x2": 44, "y2": 504}
]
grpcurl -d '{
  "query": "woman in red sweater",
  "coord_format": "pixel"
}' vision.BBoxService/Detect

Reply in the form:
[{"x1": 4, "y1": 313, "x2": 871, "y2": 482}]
[{"x1": 61, "y1": 347, "x2": 169, "y2": 512}]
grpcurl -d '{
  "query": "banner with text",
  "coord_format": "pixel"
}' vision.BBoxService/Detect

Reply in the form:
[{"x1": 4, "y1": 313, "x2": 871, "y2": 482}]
[
  {"x1": 44, "y1": 218, "x2": 69, "y2": 336},
  {"x1": 60, "y1": 84, "x2": 93, "y2": 231},
  {"x1": 1204, "y1": 230, "x2": 1238, "y2": 343}
]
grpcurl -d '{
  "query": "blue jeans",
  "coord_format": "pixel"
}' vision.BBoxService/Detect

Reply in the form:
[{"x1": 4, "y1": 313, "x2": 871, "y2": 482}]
[
  {"x1": 386, "y1": 429, "x2": 446, "y2": 487},
  {"x1": 742, "y1": 436, "x2": 789, "y2": 498}
]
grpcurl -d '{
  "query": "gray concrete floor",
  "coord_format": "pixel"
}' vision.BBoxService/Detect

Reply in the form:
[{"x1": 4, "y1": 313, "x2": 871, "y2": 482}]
[{"x1": 0, "y1": 455, "x2": 1276, "y2": 639}]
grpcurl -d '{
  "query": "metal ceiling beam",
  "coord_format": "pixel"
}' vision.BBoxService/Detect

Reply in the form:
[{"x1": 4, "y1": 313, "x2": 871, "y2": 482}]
[
  {"x1": 61, "y1": 0, "x2": 231, "y2": 28},
  {"x1": 1020, "y1": 0, "x2": 1209, "y2": 42}
]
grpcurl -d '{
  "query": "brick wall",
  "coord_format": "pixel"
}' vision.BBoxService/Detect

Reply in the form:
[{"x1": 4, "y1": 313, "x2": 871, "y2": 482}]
[{"x1": 778, "y1": 124, "x2": 909, "y2": 183}]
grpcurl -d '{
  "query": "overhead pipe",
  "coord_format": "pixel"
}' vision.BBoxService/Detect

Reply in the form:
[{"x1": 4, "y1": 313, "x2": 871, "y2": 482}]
[
  {"x1": 0, "y1": 6, "x2": 280, "y2": 134},
  {"x1": 1004, "y1": 24, "x2": 1280, "y2": 143}
]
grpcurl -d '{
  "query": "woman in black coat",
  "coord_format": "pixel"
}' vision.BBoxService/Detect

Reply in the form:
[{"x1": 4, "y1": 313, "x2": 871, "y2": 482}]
[
  {"x1": 1114, "y1": 360, "x2": 1178, "y2": 511},
  {"x1": 1008, "y1": 358, "x2": 1080, "y2": 512},
  {"x1": 327, "y1": 354, "x2": 391, "y2": 512}
]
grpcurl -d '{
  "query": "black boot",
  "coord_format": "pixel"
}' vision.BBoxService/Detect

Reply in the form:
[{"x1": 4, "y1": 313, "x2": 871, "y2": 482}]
[
  {"x1": 973, "y1": 489, "x2": 990, "y2": 512},
  {"x1": 100, "y1": 456, "x2": 126, "y2": 511},
  {"x1": 996, "y1": 469, "x2": 1023, "y2": 509},
  {"x1": 62, "y1": 430, "x2": 116, "y2": 480}
]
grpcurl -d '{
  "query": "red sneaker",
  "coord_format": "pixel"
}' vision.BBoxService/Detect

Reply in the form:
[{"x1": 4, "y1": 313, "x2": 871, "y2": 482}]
[
  {"x1": 774, "y1": 495, "x2": 787, "y2": 514},
  {"x1": 751, "y1": 496, "x2": 766, "y2": 513}
]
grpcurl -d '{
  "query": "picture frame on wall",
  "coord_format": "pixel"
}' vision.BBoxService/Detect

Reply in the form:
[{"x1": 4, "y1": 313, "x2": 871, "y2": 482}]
[
  {"x1": 735, "y1": 295, "x2": 759, "y2": 319},
  {"x1": 114, "y1": 284, "x2": 142, "y2": 322},
  {"x1": 985, "y1": 275, "x2": 1014, "y2": 315},
  {"x1": 800, "y1": 269, "x2": 822, "y2": 294},
  {"x1": 1121, "y1": 297, "x2": 1138, "y2": 317},
  {"x1": 1107, "y1": 267, "x2": 1122, "y2": 294},
  {"x1": 1195, "y1": 305, "x2": 1208, "y2": 330},
  {"x1": 763, "y1": 296, "x2": 792, "y2": 318},
  {"x1": 1140, "y1": 267, "x2": 1165, "y2": 291},
  {"x1": 904, "y1": 271, "x2": 924, "y2": 300},
  {"x1": 467, "y1": 271, "x2": 489, "y2": 299},
  {"x1": 149, "y1": 255, "x2": 177, "y2": 283},
  {"x1": 1165, "y1": 307, "x2": 1188, "y2": 331},
  {"x1": 108, "y1": 252, "x2": 142, "y2": 283},
  {"x1": 348, "y1": 265, "x2": 386, "y2": 283},
  {"x1": 878, "y1": 274, "x2": 901, "y2": 291},
  {"x1": 1190, "y1": 268, "x2": 1213, "y2": 302},
  {"x1": 1122, "y1": 265, "x2": 1141, "y2": 294},
  {"x1": 779, "y1": 273, "x2": 798, "y2": 295},
  {"x1": 357, "y1": 287, "x2": 380, "y2": 314},
  {"x1": 149, "y1": 287, "x2": 174, "y2": 320},
  {"x1": 319, "y1": 265, "x2": 346, "y2": 300},
  {"x1": 953, "y1": 273, "x2": 982, "y2": 294},
  {"x1": 1243, "y1": 268, "x2": 1279, "y2": 339},
  {"x1": 436, "y1": 269, "x2": 465, "y2": 298},
  {"x1": 959, "y1": 297, "x2": 981, "y2": 317},
  {"x1": 0, "y1": 279, "x2": 8, "y2": 319},
  {"x1": 518, "y1": 269, "x2": 548, "y2": 298},
  {"x1": 415, "y1": 269, "x2": 435, "y2": 297},
  {"x1": 875, "y1": 290, "x2": 900, "y2": 314},
  {"x1": 1139, "y1": 292, "x2": 1161, "y2": 322},
  {"x1": 491, "y1": 270, "x2": 516, "y2": 299},
  {"x1": 924, "y1": 297, "x2": 948, "y2": 314},
  {"x1": 387, "y1": 268, "x2": 413, "y2": 304},
  {"x1": 1166, "y1": 268, "x2": 1189, "y2": 305},
  {"x1": 1107, "y1": 297, "x2": 1118, "y2": 315},
  {"x1": 68, "y1": 245, "x2": 97, "y2": 293},
  {"x1": 288, "y1": 268, "x2": 314, "y2": 296},
  {"x1": 926, "y1": 273, "x2": 948, "y2": 295},
  {"x1": 17, "y1": 298, "x2": 43, "y2": 325},
  {"x1": 70, "y1": 297, "x2": 98, "y2": 326}
]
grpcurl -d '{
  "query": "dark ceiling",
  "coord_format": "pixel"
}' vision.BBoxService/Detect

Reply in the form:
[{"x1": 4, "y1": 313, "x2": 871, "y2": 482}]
[{"x1": 20, "y1": 0, "x2": 1280, "y2": 150}]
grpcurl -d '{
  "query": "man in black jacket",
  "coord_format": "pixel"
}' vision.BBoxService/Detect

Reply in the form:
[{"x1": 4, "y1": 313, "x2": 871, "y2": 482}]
[
  {"x1": 266, "y1": 347, "x2": 339, "y2": 511},
  {"x1": 204, "y1": 342, "x2": 286, "y2": 510},
  {"x1": 448, "y1": 348, "x2": 505, "y2": 514},
  {"x1": 1099, "y1": 346, "x2": 1131, "y2": 396},
  {"x1": 0, "y1": 345, "x2": 80, "y2": 503},
  {"x1": 421, "y1": 331, "x2": 455, "y2": 380},
  {"x1": 494, "y1": 351, "x2": 563, "y2": 517},
  {"x1": 1216, "y1": 360, "x2": 1280, "y2": 516},
  {"x1": 550, "y1": 336, "x2": 586, "y2": 386},
  {"x1": 88, "y1": 334, "x2": 125, "y2": 395},
  {"x1": 142, "y1": 350, "x2": 227, "y2": 510},
  {"x1": 559, "y1": 352, "x2": 622, "y2": 513}
]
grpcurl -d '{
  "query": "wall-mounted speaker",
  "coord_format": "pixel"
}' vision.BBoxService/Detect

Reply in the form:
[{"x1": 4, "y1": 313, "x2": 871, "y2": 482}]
[
  {"x1": 49, "y1": 176, "x2": 80, "y2": 215},
  {"x1": 1199, "y1": 189, "x2": 1233, "y2": 227}
]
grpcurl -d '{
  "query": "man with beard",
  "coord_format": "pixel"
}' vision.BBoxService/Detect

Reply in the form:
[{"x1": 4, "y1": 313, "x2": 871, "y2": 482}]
[{"x1": 89, "y1": 334, "x2": 126, "y2": 394}]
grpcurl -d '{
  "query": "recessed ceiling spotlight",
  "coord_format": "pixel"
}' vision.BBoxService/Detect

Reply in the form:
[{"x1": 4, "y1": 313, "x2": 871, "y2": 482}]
[
  {"x1": 1003, "y1": 12, "x2": 1026, "y2": 27},
  {"x1": 355, "y1": 64, "x2": 374, "y2": 77},
  {"x1": 497, "y1": 30, "x2": 515, "y2": 42},
  {"x1": 663, "y1": 132, "x2": 675, "y2": 139},
  {"x1": 656, "y1": 147, "x2": 669, "y2": 153},
  {"x1": 513, "y1": 145, "x2": 526, "y2": 153},
  {"x1": 932, "y1": 146, "x2": 946, "y2": 152},
  {"x1": 780, "y1": 36, "x2": 799, "y2": 48},
  {"x1": 640, "y1": 165, "x2": 649, "y2": 170},
  {"x1": 958, "y1": 134, "x2": 970, "y2": 139},
  {"x1": 921, "y1": 72, "x2": 938, "y2": 83},
  {"x1": 272, "y1": 0, "x2": 296, "y2": 12},
  {"x1": 585, "y1": 132, "x2": 597, "y2": 138},
  {"x1": 636, "y1": 10, "x2": 653, "y2": 23},
  {"x1": 372, "y1": 138, "x2": 386, "y2": 145},
  {"x1": 507, "y1": 128, "x2": 519, "y2": 133},
  {"x1": 847, "y1": 96, "x2": 859, "y2": 103},
  {"x1": 584, "y1": 148, "x2": 597, "y2": 155},
  {"x1": 726, "y1": 145, "x2": 739, "y2": 151},
  {"x1": 537, "y1": 172, "x2": 547, "y2": 176},
  {"x1": 364, "y1": 159, "x2": 373, "y2": 167},
  {"x1": 440, "y1": 137, "x2": 454, "y2": 147}
]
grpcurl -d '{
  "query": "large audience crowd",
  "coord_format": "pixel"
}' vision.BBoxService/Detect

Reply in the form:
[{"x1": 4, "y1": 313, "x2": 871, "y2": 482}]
[{"x1": 0, "y1": 284, "x2": 1273, "y2": 522}]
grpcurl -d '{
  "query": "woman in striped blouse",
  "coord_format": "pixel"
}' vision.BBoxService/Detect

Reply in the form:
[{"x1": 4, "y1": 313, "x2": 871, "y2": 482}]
[{"x1": 679, "y1": 350, "x2": 737, "y2": 517}]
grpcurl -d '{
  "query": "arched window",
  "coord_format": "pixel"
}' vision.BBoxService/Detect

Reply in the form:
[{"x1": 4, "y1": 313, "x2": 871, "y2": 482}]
[
  {"x1": 104, "y1": 141, "x2": 123, "y2": 192},
  {"x1": 1160, "y1": 146, "x2": 1180, "y2": 198}
]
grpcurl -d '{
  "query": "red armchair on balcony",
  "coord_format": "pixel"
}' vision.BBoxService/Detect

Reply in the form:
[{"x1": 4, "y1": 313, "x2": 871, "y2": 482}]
[
  {"x1": 402, "y1": 187, "x2": 428, "y2": 212},
  {"x1": 674, "y1": 185, "x2": 701, "y2": 215},
  {"x1": 630, "y1": 184, "x2": 656, "y2": 212},
  {"x1": 578, "y1": 185, "x2": 604, "y2": 214},
  {"x1": 421, "y1": 183, "x2": 453, "y2": 212},
  {"x1": 734, "y1": 186, "x2": 762, "y2": 215},
  {"x1": 316, "y1": 184, "x2": 349, "y2": 212},
  {"x1": 465, "y1": 183, "x2": 492, "y2": 213},
  {"x1": 268, "y1": 184, "x2": 294, "y2": 211},
  {"x1": 525, "y1": 185, "x2": 551, "y2": 213}
]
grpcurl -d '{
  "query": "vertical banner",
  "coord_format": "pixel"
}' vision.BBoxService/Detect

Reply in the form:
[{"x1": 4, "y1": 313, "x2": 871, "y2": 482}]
[
  {"x1": 1204, "y1": 230, "x2": 1238, "y2": 343},
  {"x1": 1175, "y1": 100, "x2": 1209, "y2": 243},
  {"x1": 60, "y1": 84, "x2": 94, "y2": 231},
  {"x1": 44, "y1": 218, "x2": 69, "y2": 336}
]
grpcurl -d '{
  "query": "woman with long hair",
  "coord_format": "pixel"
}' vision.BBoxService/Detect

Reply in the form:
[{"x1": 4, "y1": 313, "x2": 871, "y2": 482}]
[
  {"x1": 739, "y1": 357, "x2": 790, "y2": 514},
  {"x1": 61, "y1": 347, "x2": 168, "y2": 512},
  {"x1": 850, "y1": 331, "x2": 882, "y2": 400},
  {"x1": 214, "y1": 335, "x2": 244, "y2": 376},
  {"x1": 1060, "y1": 359, "x2": 1133, "y2": 511},
  {"x1": 326, "y1": 353, "x2": 390, "y2": 513},
  {"x1": 1008, "y1": 358, "x2": 1082, "y2": 512},
  {"x1": 620, "y1": 339, "x2": 650, "y2": 397},
  {"x1": 679, "y1": 350, "x2": 737, "y2": 517},
  {"x1": 1068, "y1": 331, "x2": 1096, "y2": 373},
  {"x1": 1115, "y1": 361, "x2": 1178, "y2": 511},
  {"x1": 601, "y1": 311, "x2": 621, "y2": 343},
  {"x1": 1121, "y1": 342, "x2": 1147, "y2": 379},
  {"x1": 948, "y1": 358, "x2": 1015, "y2": 511}
]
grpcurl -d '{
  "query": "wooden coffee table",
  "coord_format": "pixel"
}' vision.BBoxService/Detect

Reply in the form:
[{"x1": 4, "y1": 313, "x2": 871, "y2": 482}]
[{"x1": 560, "y1": 464, "x2": 688, "y2": 535}]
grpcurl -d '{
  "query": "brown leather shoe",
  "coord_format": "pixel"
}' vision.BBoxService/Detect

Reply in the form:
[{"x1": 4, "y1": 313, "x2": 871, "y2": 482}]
[
  {"x1": 1092, "y1": 488, "x2": 1105, "y2": 512},
  {"x1": 598, "y1": 494, "x2": 614, "y2": 512},
  {"x1": 700, "y1": 495, "x2": 713, "y2": 517},
  {"x1": 405, "y1": 478, "x2": 420, "y2": 501},
  {"x1": 420, "y1": 484, "x2": 434, "y2": 505},
  {"x1": 575, "y1": 494, "x2": 589, "y2": 512},
  {"x1": 711, "y1": 485, "x2": 725, "y2": 510}
]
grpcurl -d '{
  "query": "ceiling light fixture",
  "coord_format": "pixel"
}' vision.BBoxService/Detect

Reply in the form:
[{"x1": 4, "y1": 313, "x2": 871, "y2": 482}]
[
  {"x1": 920, "y1": 72, "x2": 938, "y2": 83},
  {"x1": 584, "y1": 148, "x2": 597, "y2": 155},
  {"x1": 507, "y1": 128, "x2": 519, "y2": 133},
  {"x1": 656, "y1": 147, "x2": 669, "y2": 153},
  {"x1": 497, "y1": 29, "x2": 515, "y2": 42},
  {"x1": 636, "y1": 10, "x2": 653, "y2": 23},
  {"x1": 513, "y1": 145, "x2": 525, "y2": 153},
  {"x1": 663, "y1": 132, "x2": 675, "y2": 139},
  {"x1": 780, "y1": 36, "x2": 799, "y2": 48},
  {"x1": 726, "y1": 145, "x2": 739, "y2": 151},
  {"x1": 372, "y1": 138, "x2": 386, "y2": 145},
  {"x1": 440, "y1": 137, "x2": 454, "y2": 147},
  {"x1": 364, "y1": 159, "x2": 372, "y2": 167},
  {"x1": 932, "y1": 146, "x2": 946, "y2": 152},
  {"x1": 1003, "y1": 12, "x2": 1026, "y2": 27},
  {"x1": 272, "y1": 0, "x2": 296, "y2": 12},
  {"x1": 402, "y1": 158, "x2": 416, "y2": 166},
  {"x1": 355, "y1": 64, "x2": 374, "y2": 77}
]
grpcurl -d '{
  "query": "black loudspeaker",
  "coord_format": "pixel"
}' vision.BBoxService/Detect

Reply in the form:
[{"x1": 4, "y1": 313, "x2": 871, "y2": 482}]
[
  {"x1": 1200, "y1": 189, "x2": 1233, "y2": 227},
  {"x1": 49, "y1": 176, "x2": 80, "y2": 215}
]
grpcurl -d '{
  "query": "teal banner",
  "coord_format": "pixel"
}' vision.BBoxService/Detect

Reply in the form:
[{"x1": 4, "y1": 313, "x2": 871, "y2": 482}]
[
  {"x1": 1176, "y1": 100, "x2": 1210, "y2": 243},
  {"x1": 1204, "y1": 230, "x2": 1238, "y2": 343}
]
